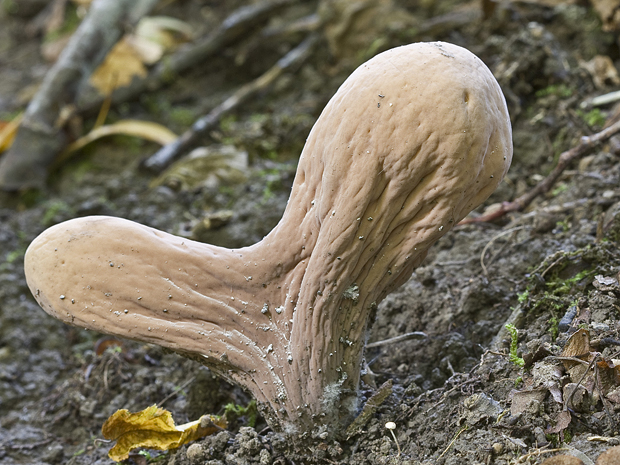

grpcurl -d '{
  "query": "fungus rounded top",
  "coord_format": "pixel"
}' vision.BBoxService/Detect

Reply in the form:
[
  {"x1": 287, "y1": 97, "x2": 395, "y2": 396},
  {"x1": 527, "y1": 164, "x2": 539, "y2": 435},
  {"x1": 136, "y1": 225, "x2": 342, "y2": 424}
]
[
  {"x1": 298, "y1": 41, "x2": 511, "y2": 219},
  {"x1": 285, "y1": 41, "x2": 512, "y2": 298}
]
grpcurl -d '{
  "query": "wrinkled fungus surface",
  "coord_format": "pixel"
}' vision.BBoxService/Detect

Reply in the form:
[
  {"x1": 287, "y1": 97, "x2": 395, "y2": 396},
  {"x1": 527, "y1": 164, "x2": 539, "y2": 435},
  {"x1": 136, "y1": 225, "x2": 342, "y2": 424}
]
[{"x1": 25, "y1": 41, "x2": 512, "y2": 435}]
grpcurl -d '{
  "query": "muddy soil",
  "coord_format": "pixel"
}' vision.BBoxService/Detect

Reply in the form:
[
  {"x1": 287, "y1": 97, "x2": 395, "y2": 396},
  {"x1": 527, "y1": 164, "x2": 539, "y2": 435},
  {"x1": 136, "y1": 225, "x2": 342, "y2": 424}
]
[{"x1": 2, "y1": 1, "x2": 620, "y2": 464}]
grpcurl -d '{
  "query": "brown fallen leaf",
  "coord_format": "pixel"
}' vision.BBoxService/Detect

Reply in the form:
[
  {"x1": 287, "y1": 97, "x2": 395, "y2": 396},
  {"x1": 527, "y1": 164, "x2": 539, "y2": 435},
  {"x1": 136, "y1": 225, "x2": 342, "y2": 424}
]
[
  {"x1": 561, "y1": 329, "x2": 596, "y2": 391},
  {"x1": 102, "y1": 405, "x2": 227, "y2": 462},
  {"x1": 510, "y1": 388, "x2": 547, "y2": 417},
  {"x1": 562, "y1": 329, "x2": 591, "y2": 360},
  {"x1": 580, "y1": 56, "x2": 620, "y2": 89},
  {"x1": 89, "y1": 37, "x2": 149, "y2": 95},
  {"x1": 545, "y1": 410, "x2": 572, "y2": 434}
]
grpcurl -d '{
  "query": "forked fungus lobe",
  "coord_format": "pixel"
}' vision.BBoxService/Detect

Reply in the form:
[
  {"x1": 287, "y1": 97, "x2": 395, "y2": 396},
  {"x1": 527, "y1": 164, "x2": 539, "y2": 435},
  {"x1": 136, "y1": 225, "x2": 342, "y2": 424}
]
[{"x1": 25, "y1": 42, "x2": 512, "y2": 434}]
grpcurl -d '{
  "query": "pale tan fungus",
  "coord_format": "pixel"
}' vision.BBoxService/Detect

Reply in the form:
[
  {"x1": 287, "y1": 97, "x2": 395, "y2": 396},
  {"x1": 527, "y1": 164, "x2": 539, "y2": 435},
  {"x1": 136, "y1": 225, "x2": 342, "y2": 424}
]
[{"x1": 24, "y1": 41, "x2": 512, "y2": 435}]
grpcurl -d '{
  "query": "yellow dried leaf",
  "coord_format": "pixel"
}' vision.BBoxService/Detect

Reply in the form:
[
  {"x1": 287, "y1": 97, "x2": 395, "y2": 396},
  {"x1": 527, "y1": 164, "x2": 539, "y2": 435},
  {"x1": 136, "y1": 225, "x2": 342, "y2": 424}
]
[
  {"x1": 89, "y1": 16, "x2": 192, "y2": 95},
  {"x1": 0, "y1": 112, "x2": 23, "y2": 154},
  {"x1": 89, "y1": 37, "x2": 148, "y2": 95},
  {"x1": 57, "y1": 119, "x2": 177, "y2": 163},
  {"x1": 102, "y1": 405, "x2": 227, "y2": 462}
]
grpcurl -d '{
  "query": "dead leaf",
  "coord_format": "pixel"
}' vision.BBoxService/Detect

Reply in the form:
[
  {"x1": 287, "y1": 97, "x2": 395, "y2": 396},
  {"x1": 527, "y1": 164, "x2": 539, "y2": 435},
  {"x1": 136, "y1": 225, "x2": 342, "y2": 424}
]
[
  {"x1": 510, "y1": 388, "x2": 547, "y2": 416},
  {"x1": 89, "y1": 37, "x2": 149, "y2": 95},
  {"x1": 561, "y1": 329, "x2": 595, "y2": 383},
  {"x1": 561, "y1": 329, "x2": 591, "y2": 360},
  {"x1": 0, "y1": 113, "x2": 23, "y2": 154},
  {"x1": 135, "y1": 16, "x2": 193, "y2": 58},
  {"x1": 346, "y1": 379, "x2": 393, "y2": 438},
  {"x1": 596, "y1": 357, "x2": 620, "y2": 391},
  {"x1": 545, "y1": 410, "x2": 571, "y2": 434},
  {"x1": 89, "y1": 16, "x2": 192, "y2": 95},
  {"x1": 581, "y1": 56, "x2": 620, "y2": 89},
  {"x1": 93, "y1": 337, "x2": 124, "y2": 356},
  {"x1": 592, "y1": 274, "x2": 620, "y2": 291},
  {"x1": 547, "y1": 381, "x2": 563, "y2": 404},
  {"x1": 563, "y1": 383, "x2": 591, "y2": 412},
  {"x1": 102, "y1": 405, "x2": 227, "y2": 462},
  {"x1": 151, "y1": 145, "x2": 248, "y2": 192},
  {"x1": 606, "y1": 387, "x2": 620, "y2": 404},
  {"x1": 57, "y1": 119, "x2": 177, "y2": 163}
]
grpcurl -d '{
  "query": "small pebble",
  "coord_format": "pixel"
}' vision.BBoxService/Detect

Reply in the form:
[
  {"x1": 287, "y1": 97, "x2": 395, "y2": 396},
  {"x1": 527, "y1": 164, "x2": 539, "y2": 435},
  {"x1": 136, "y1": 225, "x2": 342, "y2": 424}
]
[
  {"x1": 186, "y1": 443, "x2": 204, "y2": 461},
  {"x1": 491, "y1": 443, "x2": 503, "y2": 455}
]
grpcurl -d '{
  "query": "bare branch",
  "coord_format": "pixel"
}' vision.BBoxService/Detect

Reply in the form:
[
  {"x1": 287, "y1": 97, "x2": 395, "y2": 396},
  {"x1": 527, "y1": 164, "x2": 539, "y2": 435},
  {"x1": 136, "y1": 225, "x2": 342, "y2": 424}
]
[
  {"x1": 0, "y1": 0, "x2": 159, "y2": 191},
  {"x1": 143, "y1": 33, "x2": 319, "y2": 172}
]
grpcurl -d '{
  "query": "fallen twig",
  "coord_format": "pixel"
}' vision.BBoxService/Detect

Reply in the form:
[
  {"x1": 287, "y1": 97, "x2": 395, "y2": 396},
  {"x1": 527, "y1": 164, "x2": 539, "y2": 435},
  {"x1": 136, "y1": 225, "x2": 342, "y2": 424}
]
[
  {"x1": 515, "y1": 447, "x2": 570, "y2": 464},
  {"x1": 480, "y1": 225, "x2": 528, "y2": 276},
  {"x1": 144, "y1": 33, "x2": 319, "y2": 172},
  {"x1": 157, "y1": 376, "x2": 196, "y2": 408},
  {"x1": 581, "y1": 89, "x2": 620, "y2": 109},
  {"x1": 438, "y1": 424, "x2": 468, "y2": 460},
  {"x1": 365, "y1": 331, "x2": 427, "y2": 349},
  {"x1": 461, "y1": 118, "x2": 620, "y2": 224},
  {"x1": 0, "y1": 0, "x2": 295, "y2": 191}
]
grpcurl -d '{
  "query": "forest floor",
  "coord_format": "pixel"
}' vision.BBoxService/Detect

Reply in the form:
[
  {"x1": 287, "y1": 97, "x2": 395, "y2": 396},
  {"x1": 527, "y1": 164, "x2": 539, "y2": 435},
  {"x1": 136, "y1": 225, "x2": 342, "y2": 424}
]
[{"x1": 2, "y1": 1, "x2": 620, "y2": 464}]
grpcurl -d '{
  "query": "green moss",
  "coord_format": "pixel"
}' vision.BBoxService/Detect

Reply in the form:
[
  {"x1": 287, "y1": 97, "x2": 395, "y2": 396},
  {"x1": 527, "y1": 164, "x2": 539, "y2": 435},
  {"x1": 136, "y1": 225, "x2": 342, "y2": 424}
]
[
  {"x1": 169, "y1": 107, "x2": 196, "y2": 127},
  {"x1": 535, "y1": 84, "x2": 574, "y2": 98},
  {"x1": 5, "y1": 249, "x2": 23, "y2": 263},
  {"x1": 219, "y1": 115, "x2": 237, "y2": 133},
  {"x1": 517, "y1": 289, "x2": 529, "y2": 303},
  {"x1": 1, "y1": 0, "x2": 17, "y2": 14},
  {"x1": 505, "y1": 324, "x2": 525, "y2": 367},
  {"x1": 224, "y1": 400, "x2": 258, "y2": 427},
  {"x1": 546, "y1": 267, "x2": 595, "y2": 295},
  {"x1": 249, "y1": 113, "x2": 268, "y2": 123},
  {"x1": 554, "y1": 218, "x2": 570, "y2": 232},
  {"x1": 576, "y1": 108, "x2": 606, "y2": 129},
  {"x1": 548, "y1": 316, "x2": 559, "y2": 341},
  {"x1": 545, "y1": 433, "x2": 559, "y2": 447},
  {"x1": 551, "y1": 183, "x2": 568, "y2": 197},
  {"x1": 42, "y1": 200, "x2": 73, "y2": 227},
  {"x1": 18, "y1": 188, "x2": 44, "y2": 209},
  {"x1": 44, "y1": 4, "x2": 80, "y2": 43}
]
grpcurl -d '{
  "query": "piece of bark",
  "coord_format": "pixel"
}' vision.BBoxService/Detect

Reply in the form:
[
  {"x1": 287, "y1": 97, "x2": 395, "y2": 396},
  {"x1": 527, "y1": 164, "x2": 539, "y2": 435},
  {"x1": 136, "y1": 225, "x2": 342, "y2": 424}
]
[{"x1": 0, "y1": 0, "x2": 158, "y2": 191}]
